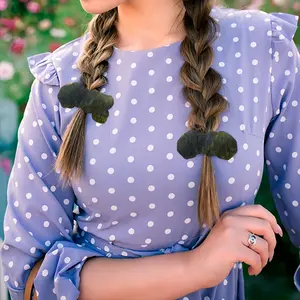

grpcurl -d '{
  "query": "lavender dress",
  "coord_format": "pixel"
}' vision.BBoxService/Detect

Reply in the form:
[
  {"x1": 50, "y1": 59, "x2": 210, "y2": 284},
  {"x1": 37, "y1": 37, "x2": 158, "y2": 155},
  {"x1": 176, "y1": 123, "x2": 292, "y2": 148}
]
[{"x1": 1, "y1": 7, "x2": 300, "y2": 300}]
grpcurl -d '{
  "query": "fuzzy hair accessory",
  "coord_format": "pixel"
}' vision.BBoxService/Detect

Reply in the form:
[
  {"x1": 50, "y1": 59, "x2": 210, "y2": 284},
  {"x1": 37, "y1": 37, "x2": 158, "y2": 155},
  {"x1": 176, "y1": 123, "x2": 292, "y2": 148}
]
[
  {"x1": 57, "y1": 76, "x2": 237, "y2": 160},
  {"x1": 177, "y1": 130, "x2": 238, "y2": 160},
  {"x1": 57, "y1": 76, "x2": 114, "y2": 123}
]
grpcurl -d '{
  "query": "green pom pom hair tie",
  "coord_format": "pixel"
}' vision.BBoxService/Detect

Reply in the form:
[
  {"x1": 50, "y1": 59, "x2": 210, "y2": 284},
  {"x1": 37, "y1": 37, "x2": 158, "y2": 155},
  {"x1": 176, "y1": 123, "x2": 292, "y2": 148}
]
[
  {"x1": 57, "y1": 75, "x2": 114, "y2": 124},
  {"x1": 177, "y1": 130, "x2": 238, "y2": 160}
]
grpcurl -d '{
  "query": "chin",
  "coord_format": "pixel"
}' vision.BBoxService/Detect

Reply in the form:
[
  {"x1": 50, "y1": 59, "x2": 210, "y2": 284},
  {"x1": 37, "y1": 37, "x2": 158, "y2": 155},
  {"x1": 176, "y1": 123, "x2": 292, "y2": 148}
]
[{"x1": 79, "y1": 0, "x2": 126, "y2": 14}]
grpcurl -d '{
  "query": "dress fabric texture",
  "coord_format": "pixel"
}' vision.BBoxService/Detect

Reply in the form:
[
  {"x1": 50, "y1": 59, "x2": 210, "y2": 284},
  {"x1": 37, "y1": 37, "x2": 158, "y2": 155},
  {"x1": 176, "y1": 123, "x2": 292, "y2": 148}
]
[{"x1": 1, "y1": 7, "x2": 300, "y2": 300}]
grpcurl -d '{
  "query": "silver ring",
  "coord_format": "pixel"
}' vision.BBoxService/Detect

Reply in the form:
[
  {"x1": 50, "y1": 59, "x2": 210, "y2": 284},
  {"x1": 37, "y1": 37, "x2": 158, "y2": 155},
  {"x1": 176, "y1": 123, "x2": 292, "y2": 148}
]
[{"x1": 248, "y1": 233, "x2": 257, "y2": 247}]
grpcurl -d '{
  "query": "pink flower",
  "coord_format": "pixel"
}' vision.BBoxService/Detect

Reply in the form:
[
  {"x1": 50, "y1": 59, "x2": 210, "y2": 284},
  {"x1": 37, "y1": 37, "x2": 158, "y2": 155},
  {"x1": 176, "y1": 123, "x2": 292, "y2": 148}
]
[
  {"x1": 0, "y1": 18, "x2": 17, "y2": 31},
  {"x1": 0, "y1": 0, "x2": 7, "y2": 11},
  {"x1": 10, "y1": 38, "x2": 26, "y2": 55},
  {"x1": 0, "y1": 27, "x2": 7, "y2": 39},
  {"x1": 26, "y1": 1, "x2": 41, "y2": 13},
  {"x1": 0, "y1": 61, "x2": 15, "y2": 80},
  {"x1": 0, "y1": 158, "x2": 12, "y2": 175}
]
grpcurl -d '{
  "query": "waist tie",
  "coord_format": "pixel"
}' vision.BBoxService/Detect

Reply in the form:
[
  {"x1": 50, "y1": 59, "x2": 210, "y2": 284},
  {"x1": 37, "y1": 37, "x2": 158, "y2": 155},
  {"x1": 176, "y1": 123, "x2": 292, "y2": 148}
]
[{"x1": 73, "y1": 231, "x2": 207, "y2": 259}]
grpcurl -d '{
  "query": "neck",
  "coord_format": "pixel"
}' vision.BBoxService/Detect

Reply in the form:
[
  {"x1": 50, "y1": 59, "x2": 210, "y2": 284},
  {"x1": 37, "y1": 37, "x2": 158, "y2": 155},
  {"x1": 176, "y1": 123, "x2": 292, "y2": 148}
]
[{"x1": 116, "y1": 0, "x2": 186, "y2": 50}]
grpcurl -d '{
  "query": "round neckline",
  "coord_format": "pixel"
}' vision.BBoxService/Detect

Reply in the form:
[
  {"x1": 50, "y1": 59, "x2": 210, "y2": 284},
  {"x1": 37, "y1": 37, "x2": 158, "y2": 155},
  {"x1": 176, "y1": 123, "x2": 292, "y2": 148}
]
[{"x1": 113, "y1": 38, "x2": 183, "y2": 54}]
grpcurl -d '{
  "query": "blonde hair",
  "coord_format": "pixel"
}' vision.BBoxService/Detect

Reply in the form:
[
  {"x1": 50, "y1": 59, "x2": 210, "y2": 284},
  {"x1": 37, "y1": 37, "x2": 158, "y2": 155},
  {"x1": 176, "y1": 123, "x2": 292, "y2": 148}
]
[{"x1": 55, "y1": 1, "x2": 228, "y2": 227}]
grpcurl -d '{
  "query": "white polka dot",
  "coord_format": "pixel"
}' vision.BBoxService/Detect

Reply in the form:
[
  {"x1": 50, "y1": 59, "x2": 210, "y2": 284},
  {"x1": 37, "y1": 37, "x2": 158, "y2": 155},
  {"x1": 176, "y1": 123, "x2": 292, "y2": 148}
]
[
  {"x1": 128, "y1": 228, "x2": 135, "y2": 235},
  {"x1": 148, "y1": 185, "x2": 155, "y2": 192},
  {"x1": 167, "y1": 211, "x2": 174, "y2": 217},
  {"x1": 26, "y1": 212, "x2": 32, "y2": 219},
  {"x1": 24, "y1": 264, "x2": 30, "y2": 270},
  {"x1": 129, "y1": 196, "x2": 136, "y2": 202},
  {"x1": 148, "y1": 221, "x2": 154, "y2": 227},
  {"x1": 250, "y1": 42, "x2": 257, "y2": 48},
  {"x1": 130, "y1": 212, "x2": 137, "y2": 217},
  {"x1": 166, "y1": 153, "x2": 173, "y2": 160},
  {"x1": 90, "y1": 158, "x2": 96, "y2": 165},
  {"x1": 149, "y1": 88, "x2": 155, "y2": 94},
  {"x1": 111, "y1": 205, "x2": 118, "y2": 211},
  {"x1": 42, "y1": 269, "x2": 48, "y2": 277},
  {"x1": 128, "y1": 156, "x2": 134, "y2": 163},
  {"x1": 165, "y1": 228, "x2": 171, "y2": 234},
  {"x1": 108, "y1": 188, "x2": 115, "y2": 194},
  {"x1": 168, "y1": 193, "x2": 175, "y2": 199},
  {"x1": 187, "y1": 200, "x2": 194, "y2": 207},
  {"x1": 285, "y1": 183, "x2": 291, "y2": 189},
  {"x1": 168, "y1": 174, "x2": 175, "y2": 180},
  {"x1": 149, "y1": 106, "x2": 156, "y2": 113},
  {"x1": 41, "y1": 153, "x2": 48, "y2": 160},
  {"x1": 147, "y1": 165, "x2": 154, "y2": 172},
  {"x1": 188, "y1": 182, "x2": 195, "y2": 188},
  {"x1": 184, "y1": 218, "x2": 191, "y2": 224},
  {"x1": 148, "y1": 125, "x2": 155, "y2": 132},
  {"x1": 93, "y1": 139, "x2": 100, "y2": 145},
  {"x1": 222, "y1": 116, "x2": 228, "y2": 122},
  {"x1": 26, "y1": 193, "x2": 32, "y2": 199},
  {"x1": 187, "y1": 161, "x2": 194, "y2": 168},
  {"x1": 149, "y1": 203, "x2": 156, "y2": 209},
  {"x1": 44, "y1": 221, "x2": 50, "y2": 227},
  {"x1": 233, "y1": 37, "x2": 239, "y2": 42},
  {"x1": 275, "y1": 147, "x2": 282, "y2": 153},
  {"x1": 127, "y1": 177, "x2": 135, "y2": 183},
  {"x1": 42, "y1": 205, "x2": 48, "y2": 212},
  {"x1": 292, "y1": 100, "x2": 298, "y2": 107},
  {"x1": 226, "y1": 196, "x2": 232, "y2": 202},
  {"x1": 228, "y1": 177, "x2": 235, "y2": 184},
  {"x1": 147, "y1": 145, "x2": 154, "y2": 151},
  {"x1": 64, "y1": 257, "x2": 71, "y2": 264},
  {"x1": 131, "y1": 98, "x2": 137, "y2": 105},
  {"x1": 292, "y1": 152, "x2": 298, "y2": 158}
]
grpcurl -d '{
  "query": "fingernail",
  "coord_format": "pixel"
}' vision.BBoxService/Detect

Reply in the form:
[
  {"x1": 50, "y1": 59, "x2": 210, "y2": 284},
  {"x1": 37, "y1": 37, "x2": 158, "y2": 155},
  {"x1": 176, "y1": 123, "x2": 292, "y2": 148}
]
[{"x1": 276, "y1": 225, "x2": 283, "y2": 237}]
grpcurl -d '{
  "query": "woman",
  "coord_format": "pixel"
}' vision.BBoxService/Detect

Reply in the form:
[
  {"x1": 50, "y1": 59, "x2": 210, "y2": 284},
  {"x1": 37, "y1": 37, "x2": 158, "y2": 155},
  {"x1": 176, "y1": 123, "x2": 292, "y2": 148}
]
[{"x1": 1, "y1": 0, "x2": 299, "y2": 299}]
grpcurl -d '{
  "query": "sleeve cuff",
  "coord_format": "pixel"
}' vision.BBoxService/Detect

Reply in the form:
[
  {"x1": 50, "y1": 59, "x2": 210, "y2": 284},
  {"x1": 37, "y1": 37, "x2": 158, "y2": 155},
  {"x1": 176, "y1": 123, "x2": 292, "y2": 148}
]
[
  {"x1": 19, "y1": 240, "x2": 106, "y2": 300},
  {"x1": 294, "y1": 262, "x2": 300, "y2": 292}
]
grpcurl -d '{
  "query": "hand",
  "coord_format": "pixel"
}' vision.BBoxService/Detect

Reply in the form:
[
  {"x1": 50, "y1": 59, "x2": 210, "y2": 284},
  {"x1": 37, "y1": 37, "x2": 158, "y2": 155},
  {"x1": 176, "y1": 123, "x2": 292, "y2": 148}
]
[{"x1": 190, "y1": 205, "x2": 283, "y2": 289}]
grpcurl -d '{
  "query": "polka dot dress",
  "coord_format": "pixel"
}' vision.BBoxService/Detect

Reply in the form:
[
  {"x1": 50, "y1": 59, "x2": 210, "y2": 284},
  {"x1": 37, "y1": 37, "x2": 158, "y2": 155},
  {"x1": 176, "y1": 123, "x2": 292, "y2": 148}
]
[{"x1": 1, "y1": 7, "x2": 300, "y2": 300}]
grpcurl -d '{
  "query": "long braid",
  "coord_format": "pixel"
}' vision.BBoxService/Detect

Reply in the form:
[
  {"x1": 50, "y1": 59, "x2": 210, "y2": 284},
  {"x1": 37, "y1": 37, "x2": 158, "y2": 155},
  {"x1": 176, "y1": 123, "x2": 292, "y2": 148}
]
[
  {"x1": 180, "y1": 0, "x2": 228, "y2": 227},
  {"x1": 55, "y1": 9, "x2": 118, "y2": 184}
]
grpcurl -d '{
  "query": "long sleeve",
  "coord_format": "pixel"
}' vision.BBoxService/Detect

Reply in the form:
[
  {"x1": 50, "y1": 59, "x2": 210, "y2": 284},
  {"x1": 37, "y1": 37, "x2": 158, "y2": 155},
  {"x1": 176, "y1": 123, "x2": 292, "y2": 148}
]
[
  {"x1": 264, "y1": 13, "x2": 300, "y2": 291},
  {"x1": 0, "y1": 53, "x2": 104, "y2": 300}
]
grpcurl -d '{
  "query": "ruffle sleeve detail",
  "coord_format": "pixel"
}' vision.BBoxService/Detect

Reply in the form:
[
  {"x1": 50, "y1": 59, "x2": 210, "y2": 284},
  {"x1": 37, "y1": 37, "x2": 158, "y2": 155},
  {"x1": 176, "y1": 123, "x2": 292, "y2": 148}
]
[
  {"x1": 270, "y1": 12, "x2": 299, "y2": 42},
  {"x1": 27, "y1": 52, "x2": 60, "y2": 86}
]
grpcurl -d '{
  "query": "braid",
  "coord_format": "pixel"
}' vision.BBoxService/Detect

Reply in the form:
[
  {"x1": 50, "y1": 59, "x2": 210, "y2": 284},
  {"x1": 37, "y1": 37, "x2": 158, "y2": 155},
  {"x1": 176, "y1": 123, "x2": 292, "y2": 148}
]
[
  {"x1": 55, "y1": 9, "x2": 118, "y2": 184},
  {"x1": 180, "y1": 0, "x2": 228, "y2": 227}
]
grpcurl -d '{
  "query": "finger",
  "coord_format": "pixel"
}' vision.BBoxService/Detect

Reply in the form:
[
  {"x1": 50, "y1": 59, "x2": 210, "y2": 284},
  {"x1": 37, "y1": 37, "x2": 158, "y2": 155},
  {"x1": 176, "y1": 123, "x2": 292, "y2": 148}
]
[
  {"x1": 223, "y1": 215, "x2": 277, "y2": 260},
  {"x1": 239, "y1": 244, "x2": 262, "y2": 276},
  {"x1": 225, "y1": 204, "x2": 283, "y2": 237},
  {"x1": 242, "y1": 232, "x2": 269, "y2": 268}
]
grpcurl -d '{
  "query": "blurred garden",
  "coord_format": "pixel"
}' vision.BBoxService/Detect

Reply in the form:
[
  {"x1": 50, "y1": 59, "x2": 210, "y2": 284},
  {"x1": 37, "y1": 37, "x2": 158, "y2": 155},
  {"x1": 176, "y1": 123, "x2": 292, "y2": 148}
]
[{"x1": 0, "y1": 0, "x2": 299, "y2": 299}]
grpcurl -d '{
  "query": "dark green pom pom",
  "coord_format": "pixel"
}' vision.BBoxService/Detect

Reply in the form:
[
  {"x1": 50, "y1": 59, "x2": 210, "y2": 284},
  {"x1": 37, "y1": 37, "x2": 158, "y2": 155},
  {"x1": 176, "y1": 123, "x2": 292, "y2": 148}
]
[
  {"x1": 57, "y1": 80, "x2": 114, "y2": 123},
  {"x1": 177, "y1": 130, "x2": 238, "y2": 160}
]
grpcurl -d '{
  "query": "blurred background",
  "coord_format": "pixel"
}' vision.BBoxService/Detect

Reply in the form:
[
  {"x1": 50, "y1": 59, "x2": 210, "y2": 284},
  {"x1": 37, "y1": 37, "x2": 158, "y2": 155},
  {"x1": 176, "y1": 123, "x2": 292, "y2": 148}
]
[{"x1": 0, "y1": 0, "x2": 299, "y2": 299}]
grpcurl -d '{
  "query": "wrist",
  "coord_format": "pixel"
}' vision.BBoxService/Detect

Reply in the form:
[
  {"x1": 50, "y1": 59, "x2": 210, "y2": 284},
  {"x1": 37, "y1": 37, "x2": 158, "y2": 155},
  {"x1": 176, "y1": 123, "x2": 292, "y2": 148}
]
[{"x1": 185, "y1": 247, "x2": 208, "y2": 290}]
